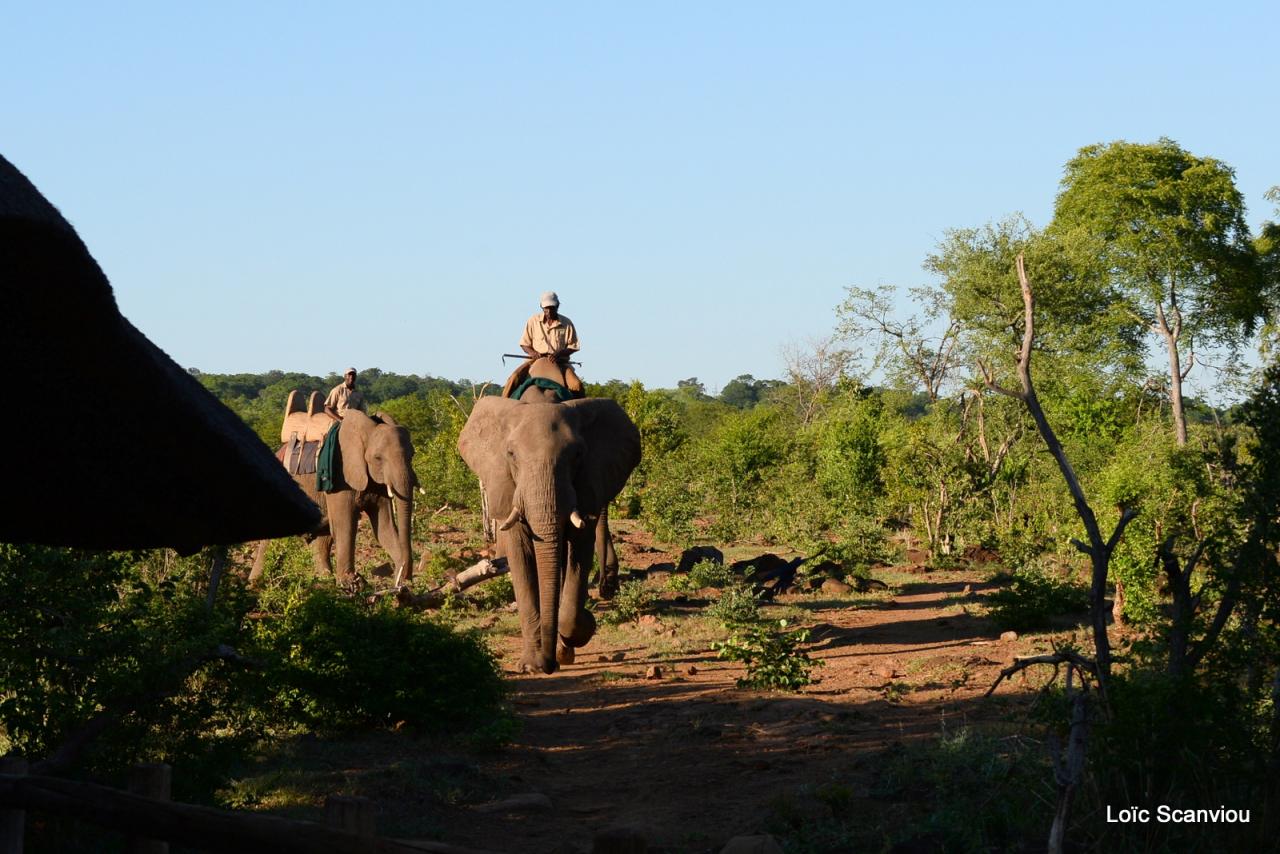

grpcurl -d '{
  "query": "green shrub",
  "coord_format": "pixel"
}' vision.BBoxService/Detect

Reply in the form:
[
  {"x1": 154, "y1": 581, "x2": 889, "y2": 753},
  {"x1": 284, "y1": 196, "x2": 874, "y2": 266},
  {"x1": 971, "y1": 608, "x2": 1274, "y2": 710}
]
[
  {"x1": 600, "y1": 579, "x2": 655, "y2": 625},
  {"x1": 713, "y1": 619, "x2": 821, "y2": 691},
  {"x1": 809, "y1": 519, "x2": 893, "y2": 577},
  {"x1": 705, "y1": 583, "x2": 762, "y2": 627},
  {"x1": 864, "y1": 727, "x2": 1051, "y2": 851},
  {"x1": 468, "y1": 573, "x2": 515, "y2": 610},
  {"x1": 667, "y1": 557, "x2": 735, "y2": 593},
  {"x1": 638, "y1": 448, "x2": 701, "y2": 545},
  {"x1": 986, "y1": 559, "x2": 1089, "y2": 632},
  {"x1": 250, "y1": 586, "x2": 509, "y2": 733}
]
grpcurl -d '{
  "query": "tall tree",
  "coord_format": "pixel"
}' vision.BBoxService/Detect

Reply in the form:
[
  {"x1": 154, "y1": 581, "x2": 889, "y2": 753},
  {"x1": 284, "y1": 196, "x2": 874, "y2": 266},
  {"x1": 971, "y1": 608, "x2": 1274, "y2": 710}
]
[
  {"x1": 1258, "y1": 186, "x2": 1280, "y2": 365},
  {"x1": 1051, "y1": 139, "x2": 1267, "y2": 444}
]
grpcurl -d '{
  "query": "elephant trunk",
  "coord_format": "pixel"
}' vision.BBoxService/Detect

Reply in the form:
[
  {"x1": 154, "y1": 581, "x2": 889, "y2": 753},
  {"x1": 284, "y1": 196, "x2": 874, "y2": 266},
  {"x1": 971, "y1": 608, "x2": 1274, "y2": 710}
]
[
  {"x1": 395, "y1": 492, "x2": 413, "y2": 583},
  {"x1": 532, "y1": 534, "x2": 562, "y2": 675},
  {"x1": 527, "y1": 470, "x2": 568, "y2": 675}
]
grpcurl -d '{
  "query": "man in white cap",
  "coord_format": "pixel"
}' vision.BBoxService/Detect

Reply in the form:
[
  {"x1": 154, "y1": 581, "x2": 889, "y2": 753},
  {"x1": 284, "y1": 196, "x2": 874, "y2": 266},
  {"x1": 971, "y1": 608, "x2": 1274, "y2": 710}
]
[
  {"x1": 517, "y1": 291, "x2": 583, "y2": 394},
  {"x1": 324, "y1": 367, "x2": 367, "y2": 418}
]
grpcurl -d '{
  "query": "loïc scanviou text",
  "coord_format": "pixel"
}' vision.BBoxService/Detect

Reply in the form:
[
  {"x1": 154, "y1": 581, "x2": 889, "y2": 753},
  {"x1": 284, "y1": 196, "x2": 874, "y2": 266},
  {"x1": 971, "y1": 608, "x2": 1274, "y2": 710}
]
[{"x1": 1107, "y1": 806, "x2": 1250, "y2": 824}]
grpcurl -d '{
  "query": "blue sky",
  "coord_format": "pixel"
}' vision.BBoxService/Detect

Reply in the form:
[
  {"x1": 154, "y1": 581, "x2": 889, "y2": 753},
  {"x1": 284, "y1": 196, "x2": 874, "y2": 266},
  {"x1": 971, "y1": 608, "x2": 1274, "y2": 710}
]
[{"x1": 5, "y1": 2, "x2": 1277, "y2": 392}]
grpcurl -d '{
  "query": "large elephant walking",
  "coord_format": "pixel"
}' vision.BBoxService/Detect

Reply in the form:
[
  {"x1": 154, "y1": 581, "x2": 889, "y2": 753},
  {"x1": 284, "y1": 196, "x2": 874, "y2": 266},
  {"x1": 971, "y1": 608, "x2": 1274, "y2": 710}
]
[
  {"x1": 505, "y1": 357, "x2": 624, "y2": 597},
  {"x1": 459, "y1": 397, "x2": 640, "y2": 674},
  {"x1": 251, "y1": 409, "x2": 417, "y2": 586}
]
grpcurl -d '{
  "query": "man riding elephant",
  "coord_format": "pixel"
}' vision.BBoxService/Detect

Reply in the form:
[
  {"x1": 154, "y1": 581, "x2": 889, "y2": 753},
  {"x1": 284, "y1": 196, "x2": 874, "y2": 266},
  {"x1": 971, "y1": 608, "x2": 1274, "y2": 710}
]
[
  {"x1": 491, "y1": 292, "x2": 622, "y2": 598},
  {"x1": 503, "y1": 291, "x2": 584, "y2": 398}
]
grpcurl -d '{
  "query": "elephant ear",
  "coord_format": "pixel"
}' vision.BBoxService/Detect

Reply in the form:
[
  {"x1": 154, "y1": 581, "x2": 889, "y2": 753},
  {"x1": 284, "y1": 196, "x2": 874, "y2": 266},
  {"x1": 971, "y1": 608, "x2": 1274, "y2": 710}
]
[
  {"x1": 562, "y1": 398, "x2": 641, "y2": 514},
  {"x1": 457, "y1": 396, "x2": 524, "y2": 516},
  {"x1": 338, "y1": 409, "x2": 375, "y2": 491}
]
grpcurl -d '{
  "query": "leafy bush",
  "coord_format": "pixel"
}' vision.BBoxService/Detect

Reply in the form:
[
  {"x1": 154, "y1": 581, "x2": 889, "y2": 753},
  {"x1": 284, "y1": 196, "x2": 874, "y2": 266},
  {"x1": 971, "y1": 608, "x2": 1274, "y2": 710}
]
[
  {"x1": 0, "y1": 544, "x2": 257, "y2": 770},
  {"x1": 638, "y1": 447, "x2": 701, "y2": 544},
  {"x1": 862, "y1": 727, "x2": 1051, "y2": 851},
  {"x1": 986, "y1": 560, "x2": 1089, "y2": 631},
  {"x1": 600, "y1": 579, "x2": 655, "y2": 625},
  {"x1": 705, "y1": 583, "x2": 762, "y2": 627},
  {"x1": 809, "y1": 519, "x2": 893, "y2": 577},
  {"x1": 468, "y1": 573, "x2": 515, "y2": 610},
  {"x1": 814, "y1": 393, "x2": 886, "y2": 515},
  {"x1": 250, "y1": 586, "x2": 509, "y2": 733},
  {"x1": 713, "y1": 619, "x2": 821, "y2": 691},
  {"x1": 0, "y1": 542, "x2": 514, "y2": 798},
  {"x1": 667, "y1": 557, "x2": 735, "y2": 593}
]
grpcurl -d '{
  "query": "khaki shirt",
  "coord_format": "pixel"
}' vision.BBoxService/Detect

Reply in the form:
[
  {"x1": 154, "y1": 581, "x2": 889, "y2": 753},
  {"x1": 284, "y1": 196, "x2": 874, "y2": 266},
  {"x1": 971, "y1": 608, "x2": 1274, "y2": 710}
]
[
  {"x1": 325, "y1": 383, "x2": 366, "y2": 415},
  {"x1": 520, "y1": 312, "x2": 580, "y2": 357}
]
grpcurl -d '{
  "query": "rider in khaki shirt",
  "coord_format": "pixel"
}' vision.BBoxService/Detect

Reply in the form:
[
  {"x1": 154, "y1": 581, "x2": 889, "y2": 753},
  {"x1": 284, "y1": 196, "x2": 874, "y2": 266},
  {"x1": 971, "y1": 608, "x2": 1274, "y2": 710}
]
[
  {"x1": 324, "y1": 368, "x2": 367, "y2": 418},
  {"x1": 516, "y1": 291, "x2": 583, "y2": 394}
]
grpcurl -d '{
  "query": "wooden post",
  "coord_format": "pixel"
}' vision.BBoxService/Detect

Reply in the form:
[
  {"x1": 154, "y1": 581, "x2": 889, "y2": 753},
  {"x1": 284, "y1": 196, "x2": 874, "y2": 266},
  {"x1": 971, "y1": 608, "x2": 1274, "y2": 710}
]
[
  {"x1": 127, "y1": 763, "x2": 171, "y2": 854},
  {"x1": 0, "y1": 756, "x2": 27, "y2": 854},
  {"x1": 206, "y1": 546, "x2": 228, "y2": 611},
  {"x1": 323, "y1": 796, "x2": 375, "y2": 838}
]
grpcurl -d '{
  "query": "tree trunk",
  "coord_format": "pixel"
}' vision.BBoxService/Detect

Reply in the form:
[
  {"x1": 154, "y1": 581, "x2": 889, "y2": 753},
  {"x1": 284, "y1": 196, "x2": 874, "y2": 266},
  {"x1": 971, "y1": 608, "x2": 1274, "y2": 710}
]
[{"x1": 1156, "y1": 301, "x2": 1188, "y2": 446}]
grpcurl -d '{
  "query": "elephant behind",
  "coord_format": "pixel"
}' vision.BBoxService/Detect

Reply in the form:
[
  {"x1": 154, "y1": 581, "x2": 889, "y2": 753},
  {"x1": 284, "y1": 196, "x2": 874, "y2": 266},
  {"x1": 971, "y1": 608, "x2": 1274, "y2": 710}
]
[
  {"x1": 459, "y1": 397, "x2": 640, "y2": 674},
  {"x1": 251, "y1": 408, "x2": 417, "y2": 587}
]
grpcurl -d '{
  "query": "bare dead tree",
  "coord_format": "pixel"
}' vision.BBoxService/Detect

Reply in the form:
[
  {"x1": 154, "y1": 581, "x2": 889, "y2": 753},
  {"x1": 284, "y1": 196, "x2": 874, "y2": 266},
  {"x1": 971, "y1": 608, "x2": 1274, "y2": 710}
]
[
  {"x1": 979, "y1": 255, "x2": 1137, "y2": 684},
  {"x1": 838, "y1": 285, "x2": 962, "y2": 402},
  {"x1": 778, "y1": 334, "x2": 855, "y2": 424},
  {"x1": 979, "y1": 254, "x2": 1141, "y2": 854}
]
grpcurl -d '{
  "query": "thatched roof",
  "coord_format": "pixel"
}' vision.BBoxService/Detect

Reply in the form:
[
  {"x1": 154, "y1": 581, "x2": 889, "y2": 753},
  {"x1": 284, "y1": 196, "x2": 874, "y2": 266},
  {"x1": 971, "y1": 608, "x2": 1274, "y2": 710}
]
[{"x1": 0, "y1": 154, "x2": 320, "y2": 552}]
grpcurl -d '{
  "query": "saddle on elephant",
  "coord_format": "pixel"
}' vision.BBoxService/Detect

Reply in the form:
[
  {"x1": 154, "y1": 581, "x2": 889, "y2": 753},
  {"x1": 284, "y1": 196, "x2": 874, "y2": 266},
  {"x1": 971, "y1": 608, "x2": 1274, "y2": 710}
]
[
  {"x1": 501, "y1": 357, "x2": 584, "y2": 402},
  {"x1": 276, "y1": 390, "x2": 341, "y2": 483}
]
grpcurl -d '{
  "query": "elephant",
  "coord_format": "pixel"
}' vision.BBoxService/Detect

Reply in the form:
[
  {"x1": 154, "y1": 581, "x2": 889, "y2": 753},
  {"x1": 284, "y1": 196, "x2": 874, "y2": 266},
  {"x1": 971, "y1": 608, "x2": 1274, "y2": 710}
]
[
  {"x1": 251, "y1": 409, "x2": 417, "y2": 586},
  {"x1": 505, "y1": 357, "x2": 623, "y2": 597},
  {"x1": 0, "y1": 153, "x2": 319, "y2": 551},
  {"x1": 459, "y1": 396, "x2": 640, "y2": 674}
]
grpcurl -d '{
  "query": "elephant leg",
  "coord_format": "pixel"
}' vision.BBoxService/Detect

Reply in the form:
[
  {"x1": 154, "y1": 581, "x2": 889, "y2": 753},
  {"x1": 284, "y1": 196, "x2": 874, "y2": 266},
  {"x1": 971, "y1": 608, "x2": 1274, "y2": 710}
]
[
  {"x1": 559, "y1": 523, "x2": 598, "y2": 662},
  {"x1": 325, "y1": 491, "x2": 360, "y2": 585},
  {"x1": 311, "y1": 532, "x2": 334, "y2": 577},
  {"x1": 596, "y1": 508, "x2": 619, "y2": 599},
  {"x1": 502, "y1": 528, "x2": 546, "y2": 672}
]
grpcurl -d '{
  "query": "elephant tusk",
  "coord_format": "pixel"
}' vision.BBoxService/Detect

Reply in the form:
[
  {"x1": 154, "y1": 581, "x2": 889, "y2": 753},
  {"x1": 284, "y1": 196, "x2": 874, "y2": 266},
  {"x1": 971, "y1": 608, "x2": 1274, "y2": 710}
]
[
  {"x1": 499, "y1": 506, "x2": 523, "y2": 531},
  {"x1": 569, "y1": 510, "x2": 585, "y2": 529}
]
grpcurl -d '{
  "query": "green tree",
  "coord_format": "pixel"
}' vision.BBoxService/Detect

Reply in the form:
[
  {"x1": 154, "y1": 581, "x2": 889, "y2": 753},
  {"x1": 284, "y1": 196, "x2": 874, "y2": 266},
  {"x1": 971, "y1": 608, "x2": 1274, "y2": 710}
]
[
  {"x1": 718, "y1": 374, "x2": 783, "y2": 409},
  {"x1": 1051, "y1": 139, "x2": 1269, "y2": 445},
  {"x1": 676, "y1": 377, "x2": 709, "y2": 400},
  {"x1": 1258, "y1": 186, "x2": 1280, "y2": 365}
]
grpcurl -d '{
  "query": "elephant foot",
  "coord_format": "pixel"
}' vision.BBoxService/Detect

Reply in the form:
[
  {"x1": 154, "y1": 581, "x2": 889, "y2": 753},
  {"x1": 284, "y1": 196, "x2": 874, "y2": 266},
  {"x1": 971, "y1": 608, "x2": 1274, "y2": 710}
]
[
  {"x1": 519, "y1": 651, "x2": 558, "y2": 675},
  {"x1": 598, "y1": 574, "x2": 619, "y2": 600},
  {"x1": 337, "y1": 573, "x2": 369, "y2": 595},
  {"x1": 560, "y1": 610, "x2": 597, "y2": 648},
  {"x1": 556, "y1": 641, "x2": 576, "y2": 666}
]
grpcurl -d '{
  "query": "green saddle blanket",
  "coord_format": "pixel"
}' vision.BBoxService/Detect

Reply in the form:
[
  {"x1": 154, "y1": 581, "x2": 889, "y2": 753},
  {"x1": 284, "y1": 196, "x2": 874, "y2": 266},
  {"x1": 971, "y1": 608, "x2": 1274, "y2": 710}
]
[
  {"x1": 316, "y1": 421, "x2": 342, "y2": 492},
  {"x1": 512, "y1": 376, "x2": 577, "y2": 402}
]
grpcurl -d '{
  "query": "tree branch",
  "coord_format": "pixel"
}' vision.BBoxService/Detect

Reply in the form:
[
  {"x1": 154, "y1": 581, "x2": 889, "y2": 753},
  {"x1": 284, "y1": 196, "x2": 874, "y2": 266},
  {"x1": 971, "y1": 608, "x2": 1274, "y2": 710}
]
[{"x1": 985, "y1": 651, "x2": 1099, "y2": 698}]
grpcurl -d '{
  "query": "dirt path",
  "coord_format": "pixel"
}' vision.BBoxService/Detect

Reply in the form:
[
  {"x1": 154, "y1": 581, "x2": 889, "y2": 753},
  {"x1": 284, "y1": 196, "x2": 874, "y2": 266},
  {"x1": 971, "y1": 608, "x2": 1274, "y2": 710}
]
[{"x1": 428, "y1": 561, "x2": 1043, "y2": 853}]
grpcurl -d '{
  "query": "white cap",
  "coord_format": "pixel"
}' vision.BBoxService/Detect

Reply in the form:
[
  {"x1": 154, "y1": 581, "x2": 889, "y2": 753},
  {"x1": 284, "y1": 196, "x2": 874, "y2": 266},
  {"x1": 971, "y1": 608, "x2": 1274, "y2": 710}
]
[{"x1": 540, "y1": 291, "x2": 560, "y2": 308}]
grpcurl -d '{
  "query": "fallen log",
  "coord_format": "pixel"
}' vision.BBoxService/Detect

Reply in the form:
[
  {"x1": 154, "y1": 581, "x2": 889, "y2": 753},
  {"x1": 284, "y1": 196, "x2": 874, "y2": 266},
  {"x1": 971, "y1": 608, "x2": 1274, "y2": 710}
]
[{"x1": 369, "y1": 557, "x2": 510, "y2": 610}]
